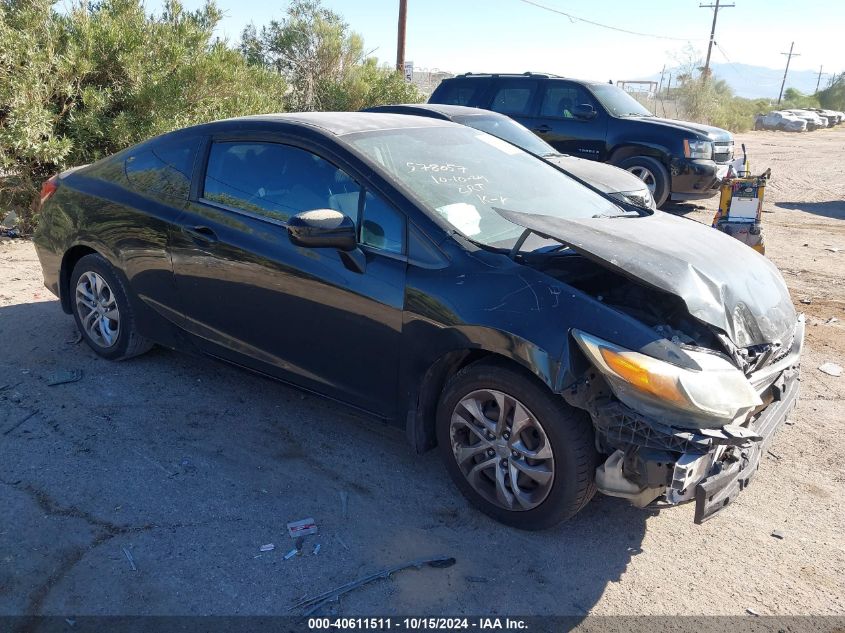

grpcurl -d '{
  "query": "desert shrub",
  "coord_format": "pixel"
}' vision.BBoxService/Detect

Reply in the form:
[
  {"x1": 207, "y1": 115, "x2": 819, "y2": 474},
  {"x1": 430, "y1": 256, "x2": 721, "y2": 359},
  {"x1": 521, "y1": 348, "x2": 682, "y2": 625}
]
[
  {"x1": 0, "y1": 0, "x2": 287, "y2": 232},
  {"x1": 240, "y1": 0, "x2": 423, "y2": 112},
  {"x1": 817, "y1": 74, "x2": 845, "y2": 110}
]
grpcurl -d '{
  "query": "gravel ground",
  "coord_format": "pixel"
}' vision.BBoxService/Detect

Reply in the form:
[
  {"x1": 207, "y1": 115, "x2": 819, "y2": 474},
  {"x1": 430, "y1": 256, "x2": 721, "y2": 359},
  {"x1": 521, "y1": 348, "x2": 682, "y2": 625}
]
[{"x1": 1, "y1": 127, "x2": 843, "y2": 618}]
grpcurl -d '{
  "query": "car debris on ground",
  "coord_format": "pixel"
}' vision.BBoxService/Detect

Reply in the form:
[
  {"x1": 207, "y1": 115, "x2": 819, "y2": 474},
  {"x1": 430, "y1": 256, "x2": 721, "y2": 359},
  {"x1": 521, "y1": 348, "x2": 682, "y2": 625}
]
[
  {"x1": 818, "y1": 362, "x2": 842, "y2": 377},
  {"x1": 45, "y1": 369, "x2": 83, "y2": 386},
  {"x1": 287, "y1": 518, "x2": 318, "y2": 538},
  {"x1": 289, "y1": 556, "x2": 456, "y2": 614},
  {"x1": 122, "y1": 547, "x2": 137, "y2": 571},
  {"x1": 771, "y1": 530, "x2": 786, "y2": 539},
  {"x1": 259, "y1": 544, "x2": 275, "y2": 552}
]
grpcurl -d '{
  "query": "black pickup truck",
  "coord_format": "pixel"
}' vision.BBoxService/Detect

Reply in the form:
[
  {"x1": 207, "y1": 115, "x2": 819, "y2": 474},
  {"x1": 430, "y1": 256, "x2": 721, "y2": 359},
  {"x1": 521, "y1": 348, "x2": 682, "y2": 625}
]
[{"x1": 429, "y1": 73, "x2": 735, "y2": 207}]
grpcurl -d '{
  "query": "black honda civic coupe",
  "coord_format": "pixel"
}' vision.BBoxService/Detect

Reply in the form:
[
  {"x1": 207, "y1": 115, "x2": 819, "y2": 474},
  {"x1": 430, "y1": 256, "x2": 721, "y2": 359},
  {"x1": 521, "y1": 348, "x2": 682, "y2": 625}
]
[{"x1": 33, "y1": 113, "x2": 803, "y2": 529}]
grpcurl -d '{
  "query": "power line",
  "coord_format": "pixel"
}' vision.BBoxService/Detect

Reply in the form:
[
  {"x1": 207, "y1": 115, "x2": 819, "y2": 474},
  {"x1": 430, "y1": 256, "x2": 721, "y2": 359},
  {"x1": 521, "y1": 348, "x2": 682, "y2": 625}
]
[
  {"x1": 516, "y1": 0, "x2": 706, "y2": 42},
  {"x1": 700, "y1": 0, "x2": 734, "y2": 78},
  {"x1": 777, "y1": 42, "x2": 800, "y2": 104}
]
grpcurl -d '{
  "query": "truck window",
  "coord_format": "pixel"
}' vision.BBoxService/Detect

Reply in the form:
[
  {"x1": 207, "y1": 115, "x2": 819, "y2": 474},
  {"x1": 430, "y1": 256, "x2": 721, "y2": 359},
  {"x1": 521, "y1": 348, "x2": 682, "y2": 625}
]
[
  {"x1": 540, "y1": 84, "x2": 596, "y2": 119},
  {"x1": 430, "y1": 78, "x2": 490, "y2": 106},
  {"x1": 489, "y1": 81, "x2": 539, "y2": 116}
]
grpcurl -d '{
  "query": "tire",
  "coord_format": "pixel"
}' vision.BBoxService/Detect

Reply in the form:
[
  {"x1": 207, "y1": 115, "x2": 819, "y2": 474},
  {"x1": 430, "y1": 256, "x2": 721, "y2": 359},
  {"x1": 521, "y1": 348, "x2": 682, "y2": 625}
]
[
  {"x1": 435, "y1": 359, "x2": 598, "y2": 530},
  {"x1": 70, "y1": 253, "x2": 153, "y2": 361},
  {"x1": 617, "y1": 155, "x2": 670, "y2": 208}
]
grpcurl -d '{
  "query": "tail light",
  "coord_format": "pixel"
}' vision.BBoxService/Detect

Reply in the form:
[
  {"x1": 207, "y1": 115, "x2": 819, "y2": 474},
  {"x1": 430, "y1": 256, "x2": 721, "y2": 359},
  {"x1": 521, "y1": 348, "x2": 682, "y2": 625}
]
[{"x1": 40, "y1": 177, "x2": 58, "y2": 206}]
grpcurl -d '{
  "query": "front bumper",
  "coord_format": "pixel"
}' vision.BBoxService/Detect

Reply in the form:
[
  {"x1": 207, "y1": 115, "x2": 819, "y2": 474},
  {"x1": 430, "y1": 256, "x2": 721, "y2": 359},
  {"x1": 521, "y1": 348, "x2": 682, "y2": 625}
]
[
  {"x1": 694, "y1": 367, "x2": 799, "y2": 522},
  {"x1": 668, "y1": 157, "x2": 729, "y2": 200},
  {"x1": 591, "y1": 319, "x2": 803, "y2": 523}
]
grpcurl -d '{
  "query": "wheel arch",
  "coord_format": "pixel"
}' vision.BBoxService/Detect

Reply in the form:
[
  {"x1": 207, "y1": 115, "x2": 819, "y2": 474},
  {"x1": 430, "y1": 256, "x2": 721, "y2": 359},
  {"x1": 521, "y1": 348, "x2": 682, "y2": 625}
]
[
  {"x1": 608, "y1": 143, "x2": 669, "y2": 166},
  {"x1": 59, "y1": 245, "x2": 98, "y2": 313},
  {"x1": 405, "y1": 345, "x2": 561, "y2": 455}
]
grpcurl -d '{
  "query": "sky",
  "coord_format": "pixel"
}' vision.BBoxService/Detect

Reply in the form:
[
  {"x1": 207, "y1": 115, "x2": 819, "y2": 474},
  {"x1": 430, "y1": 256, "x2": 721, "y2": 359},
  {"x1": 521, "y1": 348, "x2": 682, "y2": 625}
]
[{"x1": 153, "y1": 0, "x2": 845, "y2": 85}]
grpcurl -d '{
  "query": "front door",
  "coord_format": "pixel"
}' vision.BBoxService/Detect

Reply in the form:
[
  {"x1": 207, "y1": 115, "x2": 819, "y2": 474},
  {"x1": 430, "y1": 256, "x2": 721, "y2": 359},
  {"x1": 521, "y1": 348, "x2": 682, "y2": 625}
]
[
  {"x1": 170, "y1": 138, "x2": 408, "y2": 416},
  {"x1": 529, "y1": 80, "x2": 609, "y2": 160}
]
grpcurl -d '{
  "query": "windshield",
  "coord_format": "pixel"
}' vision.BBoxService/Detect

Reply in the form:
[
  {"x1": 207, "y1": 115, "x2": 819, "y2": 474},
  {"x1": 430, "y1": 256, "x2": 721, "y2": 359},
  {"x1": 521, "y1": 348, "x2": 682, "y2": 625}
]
[
  {"x1": 589, "y1": 83, "x2": 654, "y2": 117},
  {"x1": 344, "y1": 125, "x2": 621, "y2": 249},
  {"x1": 456, "y1": 114, "x2": 557, "y2": 157}
]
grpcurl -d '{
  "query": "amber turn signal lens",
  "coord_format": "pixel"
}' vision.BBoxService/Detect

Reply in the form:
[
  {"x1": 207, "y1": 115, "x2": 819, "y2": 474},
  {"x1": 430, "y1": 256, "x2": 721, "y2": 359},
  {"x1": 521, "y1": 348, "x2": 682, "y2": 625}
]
[{"x1": 599, "y1": 347, "x2": 687, "y2": 405}]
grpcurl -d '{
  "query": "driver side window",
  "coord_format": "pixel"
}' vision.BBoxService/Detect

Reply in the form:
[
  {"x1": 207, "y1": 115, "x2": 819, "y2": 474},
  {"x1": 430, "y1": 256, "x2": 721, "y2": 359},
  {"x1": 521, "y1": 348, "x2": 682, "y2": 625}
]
[
  {"x1": 540, "y1": 83, "x2": 595, "y2": 119},
  {"x1": 203, "y1": 141, "x2": 359, "y2": 223},
  {"x1": 203, "y1": 140, "x2": 407, "y2": 255}
]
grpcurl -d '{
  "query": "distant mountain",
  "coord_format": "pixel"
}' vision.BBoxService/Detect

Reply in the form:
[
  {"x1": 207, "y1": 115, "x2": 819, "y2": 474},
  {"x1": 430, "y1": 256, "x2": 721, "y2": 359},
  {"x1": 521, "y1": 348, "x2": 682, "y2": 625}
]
[{"x1": 639, "y1": 62, "x2": 825, "y2": 100}]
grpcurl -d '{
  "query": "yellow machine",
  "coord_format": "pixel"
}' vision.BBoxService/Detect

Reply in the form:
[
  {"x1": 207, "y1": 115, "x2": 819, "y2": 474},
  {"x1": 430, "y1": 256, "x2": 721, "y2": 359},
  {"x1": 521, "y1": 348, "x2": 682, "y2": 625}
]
[{"x1": 711, "y1": 144, "x2": 769, "y2": 254}]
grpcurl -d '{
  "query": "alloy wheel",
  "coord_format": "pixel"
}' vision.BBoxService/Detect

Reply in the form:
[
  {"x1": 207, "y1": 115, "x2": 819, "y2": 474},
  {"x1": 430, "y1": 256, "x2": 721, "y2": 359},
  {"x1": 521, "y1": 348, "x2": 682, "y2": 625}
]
[
  {"x1": 626, "y1": 166, "x2": 657, "y2": 194},
  {"x1": 449, "y1": 389, "x2": 555, "y2": 511},
  {"x1": 75, "y1": 271, "x2": 120, "y2": 348}
]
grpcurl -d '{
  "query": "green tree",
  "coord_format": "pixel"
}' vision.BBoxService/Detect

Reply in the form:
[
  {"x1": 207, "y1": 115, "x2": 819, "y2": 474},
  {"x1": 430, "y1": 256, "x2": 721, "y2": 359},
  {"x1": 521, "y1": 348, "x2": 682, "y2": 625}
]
[
  {"x1": 0, "y1": 0, "x2": 287, "y2": 231},
  {"x1": 240, "y1": 0, "x2": 422, "y2": 112},
  {"x1": 782, "y1": 87, "x2": 820, "y2": 109},
  {"x1": 817, "y1": 73, "x2": 845, "y2": 110}
]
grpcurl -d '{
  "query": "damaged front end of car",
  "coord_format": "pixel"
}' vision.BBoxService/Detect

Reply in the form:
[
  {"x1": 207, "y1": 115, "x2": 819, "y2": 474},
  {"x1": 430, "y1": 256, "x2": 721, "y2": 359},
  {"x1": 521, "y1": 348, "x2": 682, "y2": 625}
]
[
  {"x1": 565, "y1": 320, "x2": 802, "y2": 522},
  {"x1": 499, "y1": 207, "x2": 804, "y2": 522}
]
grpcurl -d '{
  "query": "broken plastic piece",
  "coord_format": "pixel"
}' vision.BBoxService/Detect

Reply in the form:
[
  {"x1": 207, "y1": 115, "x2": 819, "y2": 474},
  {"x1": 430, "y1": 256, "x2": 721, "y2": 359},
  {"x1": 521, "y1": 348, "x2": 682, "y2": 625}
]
[
  {"x1": 818, "y1": 362, "x2": 842, "y2": 377},
  {"x1": 284, "y1": 548, "x2": 298, "y2": 560},
  {"x1": 259, "y1": 544, "x2": 275, "y2": 552},
  {"x1": 287, "y1": 518, "x2": 318, "y2": 538},
  {"x1": 46, "y1": 369, "x2": 83, "y2": 386}
]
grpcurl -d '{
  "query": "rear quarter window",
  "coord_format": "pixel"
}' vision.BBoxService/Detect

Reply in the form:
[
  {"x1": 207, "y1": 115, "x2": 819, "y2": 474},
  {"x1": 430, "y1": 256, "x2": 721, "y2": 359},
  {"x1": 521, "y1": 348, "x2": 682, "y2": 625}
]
[
  {"x1": 430, "y1": 78, "x2": 490, "y2": 106},
  {"x1": 124, "y1": 137, "x2": 200, "y2": 200}
]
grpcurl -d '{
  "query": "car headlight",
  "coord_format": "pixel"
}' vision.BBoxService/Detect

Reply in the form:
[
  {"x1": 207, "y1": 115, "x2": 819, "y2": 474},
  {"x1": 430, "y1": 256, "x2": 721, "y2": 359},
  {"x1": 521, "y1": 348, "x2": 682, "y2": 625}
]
[
  {"x1": 610, "y1": 188, "x2": 656, "y2": 210},
  {"x1": 683, "y1": 139, "x2": 713, "y2": 160},
  {"x1": 572, "y1": 330, "x2": 762, "y2": 429}
]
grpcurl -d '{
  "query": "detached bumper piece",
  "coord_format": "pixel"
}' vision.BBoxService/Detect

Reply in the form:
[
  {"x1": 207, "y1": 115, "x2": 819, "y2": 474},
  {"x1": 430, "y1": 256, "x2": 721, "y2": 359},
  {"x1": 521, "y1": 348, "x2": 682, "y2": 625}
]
[{"x1": 694, "y1": 370, "x2": 799, "y2": 523}]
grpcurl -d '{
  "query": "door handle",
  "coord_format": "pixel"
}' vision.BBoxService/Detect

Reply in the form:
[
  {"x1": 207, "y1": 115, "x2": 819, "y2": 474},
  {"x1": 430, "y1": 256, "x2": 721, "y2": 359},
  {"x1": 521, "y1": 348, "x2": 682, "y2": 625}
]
[
  {"x1": 533, "y1": 125, "x2": 551, "y2": 133},
  {"x1": 182, "y1": 225, "x2": 218, "y2": 244}
]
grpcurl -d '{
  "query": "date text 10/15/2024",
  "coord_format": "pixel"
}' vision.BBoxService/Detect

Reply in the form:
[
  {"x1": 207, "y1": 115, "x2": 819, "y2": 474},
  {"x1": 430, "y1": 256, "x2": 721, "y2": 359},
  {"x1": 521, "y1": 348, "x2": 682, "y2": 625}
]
[{"x1": 307, "y1": 617, "x2": 529, "y2": 630}]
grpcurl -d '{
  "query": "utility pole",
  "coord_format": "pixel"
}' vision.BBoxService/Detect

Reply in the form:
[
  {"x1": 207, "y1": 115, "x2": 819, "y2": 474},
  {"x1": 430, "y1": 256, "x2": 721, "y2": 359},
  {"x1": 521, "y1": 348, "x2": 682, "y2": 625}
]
[
  {"x1": 700, "y1": 0, "x2": 734, "y2": 78},
  {"x1": 777, "y1": 42, "x2": 800, "y2": 104},
  {"x1": 657, "y1": 64, "x2": 666, "y2": 95},
  {"x1": 396, "y1": 0, "x2": 407, "y2": 72},
  {"x1": 815, "y1": 65, "x2": 824, "y2": 93}
]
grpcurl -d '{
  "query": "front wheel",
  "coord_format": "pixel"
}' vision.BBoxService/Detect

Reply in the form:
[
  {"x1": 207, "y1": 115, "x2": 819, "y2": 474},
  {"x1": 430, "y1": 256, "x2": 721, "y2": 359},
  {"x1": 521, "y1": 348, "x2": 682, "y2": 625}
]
[
  {"x1": 436, "y1": 359, "x2": 598, "y2": 530},
  {"x1": 617, "y1": 155, "x2": 670, "y2": 208},
  {"x1": 70, "y1": 253, "x2": 153, "y2": 361}
]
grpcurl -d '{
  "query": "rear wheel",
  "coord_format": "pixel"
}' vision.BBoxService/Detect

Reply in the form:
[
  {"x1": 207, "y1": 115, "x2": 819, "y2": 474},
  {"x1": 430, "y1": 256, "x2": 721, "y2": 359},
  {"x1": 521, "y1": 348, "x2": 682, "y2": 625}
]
[
  {"x1": 617, "y1": 156, "x2": 670, "y2": 208},
  {"x1": 436, "y1": 359, "x2": 598, "y2": 530},
  {"x1": 70, "y1": 254, "x2": 153, "y2": 360}
]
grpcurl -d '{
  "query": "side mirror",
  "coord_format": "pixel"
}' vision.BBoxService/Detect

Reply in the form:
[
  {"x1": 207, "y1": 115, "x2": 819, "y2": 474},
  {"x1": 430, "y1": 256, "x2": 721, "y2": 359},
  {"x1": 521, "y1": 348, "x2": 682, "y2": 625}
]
[
  {"x1": 573, "y1": 103, "x2": 597, "y2": 120},
  {"x1": 287, "y1": 209, "x2": 356, "y2": 251}
]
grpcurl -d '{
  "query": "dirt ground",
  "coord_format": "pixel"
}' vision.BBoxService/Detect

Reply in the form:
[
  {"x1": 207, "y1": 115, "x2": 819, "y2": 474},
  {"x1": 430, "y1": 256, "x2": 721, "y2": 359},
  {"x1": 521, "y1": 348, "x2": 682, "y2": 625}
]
[{"x1": 1, "y1": 127, "x2": 843, "y2": 618}]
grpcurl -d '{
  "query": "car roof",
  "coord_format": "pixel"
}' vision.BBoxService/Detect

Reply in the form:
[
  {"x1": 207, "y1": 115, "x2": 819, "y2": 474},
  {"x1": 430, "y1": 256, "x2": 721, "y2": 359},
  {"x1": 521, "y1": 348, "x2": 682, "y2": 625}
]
[
  {"x1": 364, "y1": 103, "x2": 497, "y2": 120},
  {"x1": 167, "y1": 112, "x2": 456, "y2": 139},
  {"x1": 448, "y1": 72, "x2": 606, "y2": 86}
]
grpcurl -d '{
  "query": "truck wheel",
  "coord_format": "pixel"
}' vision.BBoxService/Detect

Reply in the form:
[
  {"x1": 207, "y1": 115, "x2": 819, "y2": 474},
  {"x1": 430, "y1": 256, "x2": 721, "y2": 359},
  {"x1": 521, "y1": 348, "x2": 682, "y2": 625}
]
[
  {"x1": 435, "y1": 359, "x2": 598, "y2": 530},
  {"x1": 617, "y1": 156, "x2": 670, "y2": 208},
  {"x1": 70, "y1": 253, "x2": 154, "y2": 361}
]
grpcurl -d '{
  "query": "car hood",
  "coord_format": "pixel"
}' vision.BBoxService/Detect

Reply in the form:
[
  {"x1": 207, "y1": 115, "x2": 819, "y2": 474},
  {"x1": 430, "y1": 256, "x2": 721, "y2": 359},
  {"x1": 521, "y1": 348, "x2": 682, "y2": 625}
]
[
  {"x1": 545, "y1": 154, "x2": 647, "y2": 194},
  {"x1": 495, "y1": 208, "x2": 796, "y2": 348},
  {"x1": 628, "y1": 116, "x2": 733, "y2": 142}
]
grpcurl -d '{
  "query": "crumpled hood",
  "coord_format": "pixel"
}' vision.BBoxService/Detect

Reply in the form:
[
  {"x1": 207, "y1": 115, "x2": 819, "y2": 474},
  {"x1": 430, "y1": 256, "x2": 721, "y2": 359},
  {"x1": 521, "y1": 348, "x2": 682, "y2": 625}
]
[
  {"x1": 630, "y1": 116, "x2": 733, "y2": 142},
  {"x1": 496, "y1": 208, "x2": 796, "y2": 348},
  {"x1": 546, "y1": 155, "x2": 648, "y2": 194}
]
